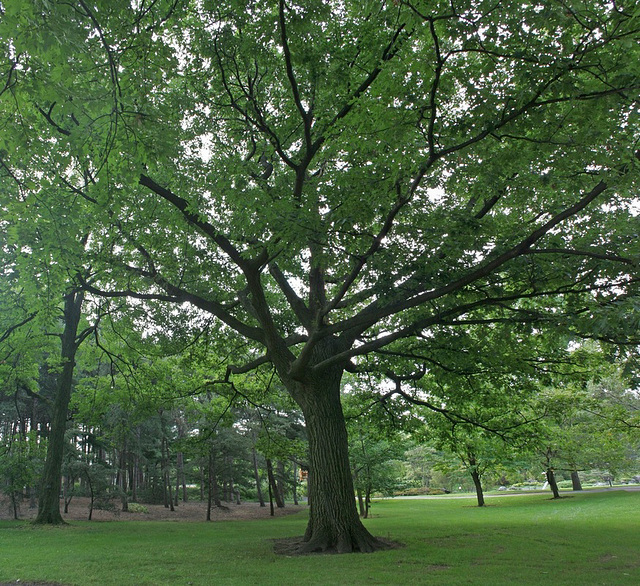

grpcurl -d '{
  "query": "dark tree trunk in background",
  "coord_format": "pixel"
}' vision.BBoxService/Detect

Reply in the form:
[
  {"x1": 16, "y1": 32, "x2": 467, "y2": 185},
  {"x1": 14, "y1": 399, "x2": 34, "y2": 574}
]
[
  {"x1": 207, "y1": 446, "x2": 222, "y2": 513},
  {"x1": 266, "y1": 459, "x2": 284, "y2": 508},
  {"x1": 546, "y1": 468, "x2": 561, "y2": 499},
  {"x1": 207, "y1": 452, "x2": 213, "y2": 521},
  {"x1": 468, "y1": 454, "x2": 485, "y2": 507},
  {"x1": 34, "y1": 291, "x2": 84, "y2": 525},
  {"x1": 176, "y1": 451, "x2": 187, "y2": 503},
  {"x1": 571, "y1": 470, "x2": 583, "y2": 491},
  {"x1": 470, "y1": 468, "x2": 485, "y2": 507},
  {"x1": 268, "y1": 475, "x2": 275, "y2": 517},
  {"x1": 119, "y1": 440, "x2": 129, "y2": 512},
  {"x1": 162, "y1": 436, "x2": 174, "y2": 511},
  {"x1": 276, "y1": 460, "x2": 286, "y2": 506},
  {"x1": 292, "y1": 460, "x2": 299, "y2": 506},
  {"x1": 252, "y1": 448, "x2": 265, "y2": 507}
]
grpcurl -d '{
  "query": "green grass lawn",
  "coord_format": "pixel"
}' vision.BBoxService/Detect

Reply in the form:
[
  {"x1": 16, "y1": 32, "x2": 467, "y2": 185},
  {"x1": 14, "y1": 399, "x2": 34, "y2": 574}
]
[{"x1": 1, "y1": 491, "x2": 638, "y2": 585}]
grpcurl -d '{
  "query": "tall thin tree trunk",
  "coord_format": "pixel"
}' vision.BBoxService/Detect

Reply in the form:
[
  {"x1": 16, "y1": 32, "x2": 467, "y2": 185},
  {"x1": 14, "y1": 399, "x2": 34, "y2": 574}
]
[
  {"x1": 268, "y1": 475, "x2": 274, "y2": 517},
  {"x1": 364, "y1": 486, "x2": 372, "y2": 519},
  {"x1": 252, "y1": 448, "x2": 265, "y2": 507},
  {"x1": 209, "y1": 446, "x2": 221, "y2": 507},
  {"x1": 276, "y1": 460, "x2": 286, "y2": 507},
  {"x1": 207, "y1": 452, "x2": 213, "y2": 521},
  {"x1": 34, "y1": 291, "x2": 84, "y2": 525},
  {"x1": 353, "y1": 466, "x2": 366, "y2": 517},
  {"x1": 266, "y1": 459, "x2": 284, "y2": 508},
  {"x1": 292, "y1": 460, "x2": 299, "y2": 506},
  {"x1": 164, "y1": 437, "x2": 174, "y2": 512},
  {"x1": 120, "y1": 439, "x2": 129, "y2": 512}
]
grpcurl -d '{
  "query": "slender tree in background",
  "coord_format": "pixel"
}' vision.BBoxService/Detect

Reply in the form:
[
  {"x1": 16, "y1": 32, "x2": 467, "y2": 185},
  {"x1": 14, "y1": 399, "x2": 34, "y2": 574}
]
[
  {"x1": 1, "y1": 1, "x2": 639, "y2": 550},
  {"x1": 0, "y1": 165, "x2": 96, "y2": 522}
]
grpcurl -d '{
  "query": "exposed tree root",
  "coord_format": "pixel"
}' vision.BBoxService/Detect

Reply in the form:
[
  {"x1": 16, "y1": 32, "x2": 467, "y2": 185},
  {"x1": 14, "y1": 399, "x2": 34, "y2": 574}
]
[
  {"x1": 32, "y1": 514, "x2": 67, "y2": 526},
  {"x1": 273, "y1": 534, "x2": 402, "y2": 556}
]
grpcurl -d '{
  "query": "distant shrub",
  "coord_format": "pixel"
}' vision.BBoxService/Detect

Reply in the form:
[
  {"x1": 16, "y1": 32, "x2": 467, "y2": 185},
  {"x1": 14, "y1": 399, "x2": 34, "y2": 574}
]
[
  {"x1": 393, "y1": 487, "x2": 448, "y2": 496},
  {"x1": 127, "y1": 502, "x2": 149, "y2": 514}
]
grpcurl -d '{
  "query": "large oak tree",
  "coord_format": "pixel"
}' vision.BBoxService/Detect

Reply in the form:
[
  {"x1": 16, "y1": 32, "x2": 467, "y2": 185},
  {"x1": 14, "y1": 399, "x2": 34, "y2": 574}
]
[{"x1": 2, "y1": 0, "x2": 639, "y2": 551}]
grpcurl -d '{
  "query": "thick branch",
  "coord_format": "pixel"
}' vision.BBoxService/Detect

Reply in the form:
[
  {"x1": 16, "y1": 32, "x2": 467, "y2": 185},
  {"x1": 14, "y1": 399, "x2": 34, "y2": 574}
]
[
  {"x1": 328, "y1": 176, "x2": 610, "y2": 341},
  {"x1": 139, "y1": 174, "x2": 247, "y2": 267},
  {"x1": 269, "y1": 263, "x2": 313, "y2": 328},
  {"x1": 81, "y1": 275, "x2": 265, "y2": 344}
]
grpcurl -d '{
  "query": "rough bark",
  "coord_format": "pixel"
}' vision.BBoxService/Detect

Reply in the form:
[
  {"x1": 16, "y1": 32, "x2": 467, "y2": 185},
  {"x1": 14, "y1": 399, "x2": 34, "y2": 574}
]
[
  {"x1": 294, "y1": 368, "x2": 381, "y2": 553},
  {"x1": 34, "y1": 291, "x2": 84, "y2": 525}
]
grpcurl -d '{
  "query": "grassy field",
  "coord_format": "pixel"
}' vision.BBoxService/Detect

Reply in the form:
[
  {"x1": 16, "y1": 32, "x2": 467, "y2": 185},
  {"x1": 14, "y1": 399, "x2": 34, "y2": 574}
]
[{"x1": 1, "y1": 491, "x2": 638, "y2": 585}]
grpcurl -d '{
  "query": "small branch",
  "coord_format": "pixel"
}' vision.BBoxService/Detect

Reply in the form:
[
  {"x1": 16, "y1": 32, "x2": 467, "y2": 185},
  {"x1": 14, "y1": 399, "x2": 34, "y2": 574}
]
[
  {"x1": 0, "y1": 313, "x2": 37, "y2": 344},
  {"x1": 278, "y1": 0, "x2": 312, "y2": 151}
]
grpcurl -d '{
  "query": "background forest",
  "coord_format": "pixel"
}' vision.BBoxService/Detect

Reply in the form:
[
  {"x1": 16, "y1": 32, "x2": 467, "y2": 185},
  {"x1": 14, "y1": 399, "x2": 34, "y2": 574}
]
[{"x1": 2, "y1": 324, "x2": 639, "y2": 520}]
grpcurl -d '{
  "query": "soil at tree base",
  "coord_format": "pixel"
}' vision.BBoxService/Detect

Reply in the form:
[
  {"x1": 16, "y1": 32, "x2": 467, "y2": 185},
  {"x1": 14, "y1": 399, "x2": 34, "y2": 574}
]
[{"x1": 272, "y1": 535, "x2": 403, "y2": 556}]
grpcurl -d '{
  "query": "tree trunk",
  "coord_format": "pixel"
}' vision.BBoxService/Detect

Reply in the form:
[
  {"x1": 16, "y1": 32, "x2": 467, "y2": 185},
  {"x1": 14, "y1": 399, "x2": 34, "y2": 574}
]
[
  {"x1": 467, "y1": 452, "x2": 485, "y2": 507},
  {"x1": 571, "y1": 470, "x2": 583, "y2": 491},
  {"x1": 353, "y1": 465, "x2": 366, "y2": 517},
  {"x1": 176, "y1": 451, "x2": 187, "y2": 502},
  {"x1": 119, "y1": 440, "x2": 129, "y2": 512},
  {"x1": 292, "y1": 460, "x2": 299, "y2": 506},
  {"x1": 294, "y1": 369, "x2": 381, "y2": 553},
  {"x1": 470, "y1": 468, "x2": 485, "y2": 507},
  {"x1": 268, "y1": 475, "x2": 275, "y2": 517},
  {"x1": 162, "y1": 436, "x2": 174, "y2": 511},
  {"x1": 34, "y1": 291, "x2": 84, "y2": 525},
  {"x1": 252, "y1": 448, "x2": 265, "y2": 507},
  {"x1": 356, "y1": 487, "x2": 366, "y2": 518},
  {"x1": 546, "y1": 468, "x2": 561, "y2": 499},
  {"x1": 276, "y1": 460, "x2": 286, "y2": 506},
  {"x1": 266, "y1": 459, "x2": 285, "y2": 508},
  {"x1": 209, "y1": 446, "x2": 222, "y2": 508},
  {"x1": 364, "y1": 486, "x2": 371, "y2": 519},
  {"x1": 207, "y1": 451, "x2": 213, "y2": 521}
]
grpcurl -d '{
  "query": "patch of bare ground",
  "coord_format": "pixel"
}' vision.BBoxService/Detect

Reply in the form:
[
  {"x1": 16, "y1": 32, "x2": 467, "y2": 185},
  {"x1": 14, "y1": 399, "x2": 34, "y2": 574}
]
[{"x1": 0, "y1": 495, "x2": 307, "y2": 523}]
